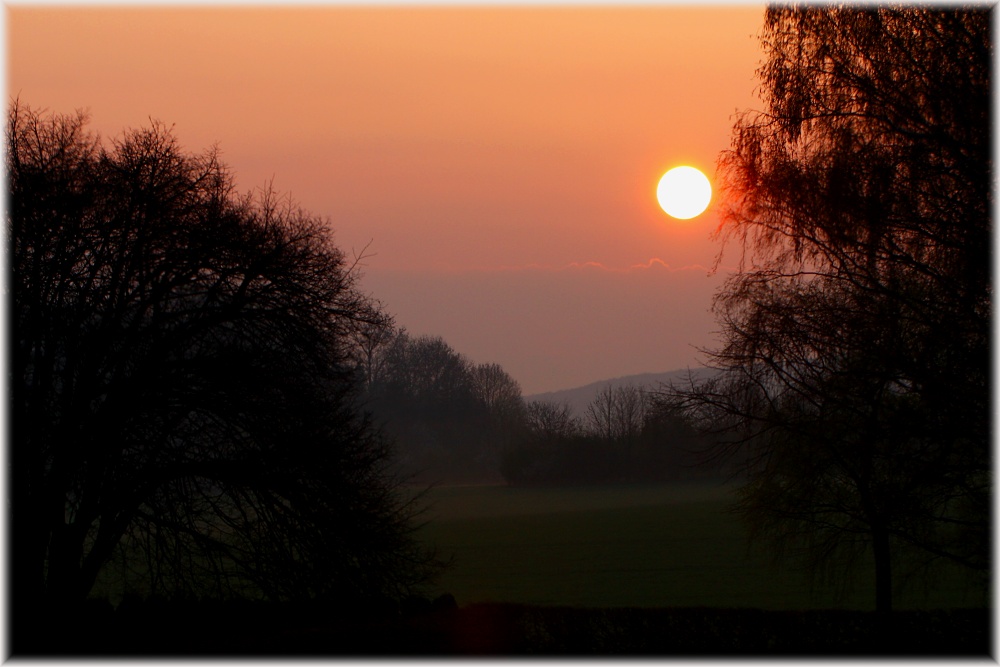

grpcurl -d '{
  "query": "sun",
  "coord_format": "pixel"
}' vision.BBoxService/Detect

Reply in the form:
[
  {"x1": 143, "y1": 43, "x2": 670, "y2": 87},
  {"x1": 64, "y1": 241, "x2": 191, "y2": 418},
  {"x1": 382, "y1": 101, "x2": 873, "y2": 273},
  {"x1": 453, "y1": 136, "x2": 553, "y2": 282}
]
[{"x1": 656, "y1": 166, "x2": 712, "y2": 219}]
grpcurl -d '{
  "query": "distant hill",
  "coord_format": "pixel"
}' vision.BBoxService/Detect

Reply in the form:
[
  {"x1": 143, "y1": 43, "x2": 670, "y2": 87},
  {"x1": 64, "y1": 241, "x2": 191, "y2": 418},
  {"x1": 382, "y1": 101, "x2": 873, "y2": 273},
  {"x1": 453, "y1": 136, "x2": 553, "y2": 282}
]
[{"x1": 524, "y1": 368, "x2": 714, "y2": 418}]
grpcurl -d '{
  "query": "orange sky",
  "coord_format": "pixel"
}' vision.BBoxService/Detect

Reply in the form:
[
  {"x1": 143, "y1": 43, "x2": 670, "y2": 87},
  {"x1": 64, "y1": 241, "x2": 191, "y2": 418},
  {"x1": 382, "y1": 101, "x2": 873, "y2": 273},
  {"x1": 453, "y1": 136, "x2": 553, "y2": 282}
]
[{"x1": 9, "y1": 6, "x2": 766, "y2": 394}]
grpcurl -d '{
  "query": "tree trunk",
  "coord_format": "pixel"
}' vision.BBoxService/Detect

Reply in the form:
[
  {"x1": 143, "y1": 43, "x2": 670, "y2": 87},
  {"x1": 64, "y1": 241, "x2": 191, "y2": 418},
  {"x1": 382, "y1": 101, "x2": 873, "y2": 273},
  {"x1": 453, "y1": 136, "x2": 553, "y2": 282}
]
[
  {"x1": 872, "y1": 522, "x2": 892, "y2": 613},
  {"x1": 46, "y1": 524, "x2": 88, "y2": 606},
  {"x1": 9, "y1": 509, "x2": 48, "y2": 652}
]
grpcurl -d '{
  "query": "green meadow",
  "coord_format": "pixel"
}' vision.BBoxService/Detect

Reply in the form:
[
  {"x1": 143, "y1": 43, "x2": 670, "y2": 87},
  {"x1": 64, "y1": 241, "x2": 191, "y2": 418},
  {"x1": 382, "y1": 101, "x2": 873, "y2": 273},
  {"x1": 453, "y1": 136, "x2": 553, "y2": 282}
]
[{"x1": 414, "y1": 483, "x2": 986, "y2": 611}]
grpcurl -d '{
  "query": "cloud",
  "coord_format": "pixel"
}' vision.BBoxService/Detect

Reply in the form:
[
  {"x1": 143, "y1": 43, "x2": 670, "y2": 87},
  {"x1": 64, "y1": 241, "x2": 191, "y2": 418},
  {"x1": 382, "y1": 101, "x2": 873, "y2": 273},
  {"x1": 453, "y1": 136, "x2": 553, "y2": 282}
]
[{"x1": 478, "y1": 258, "x2": 719, "y2": 274}]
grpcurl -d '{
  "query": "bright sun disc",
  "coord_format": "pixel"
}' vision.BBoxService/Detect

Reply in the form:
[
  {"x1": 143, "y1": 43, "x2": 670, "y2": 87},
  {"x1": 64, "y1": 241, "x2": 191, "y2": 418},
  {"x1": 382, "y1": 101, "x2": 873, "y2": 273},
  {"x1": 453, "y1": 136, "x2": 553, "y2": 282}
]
[{"x1": 656, "y1": 166, "x2": 712, "y2": 219}]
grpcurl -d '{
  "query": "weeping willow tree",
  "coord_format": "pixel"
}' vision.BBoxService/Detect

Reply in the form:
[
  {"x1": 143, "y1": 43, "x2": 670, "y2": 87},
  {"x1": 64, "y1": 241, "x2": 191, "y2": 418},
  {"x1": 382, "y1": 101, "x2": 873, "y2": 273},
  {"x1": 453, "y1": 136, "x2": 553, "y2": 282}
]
[{"x1": 668, "y1": 7, "x2": 990, "y2": 612}]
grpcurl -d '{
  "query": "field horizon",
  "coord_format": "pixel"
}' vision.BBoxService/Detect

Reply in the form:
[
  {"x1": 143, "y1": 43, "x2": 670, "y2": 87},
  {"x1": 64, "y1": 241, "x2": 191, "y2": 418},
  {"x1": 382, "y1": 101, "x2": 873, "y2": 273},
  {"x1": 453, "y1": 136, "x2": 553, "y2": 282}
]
[{"x1": 414, "y1": 482, "x2": 987, "y2": 612}]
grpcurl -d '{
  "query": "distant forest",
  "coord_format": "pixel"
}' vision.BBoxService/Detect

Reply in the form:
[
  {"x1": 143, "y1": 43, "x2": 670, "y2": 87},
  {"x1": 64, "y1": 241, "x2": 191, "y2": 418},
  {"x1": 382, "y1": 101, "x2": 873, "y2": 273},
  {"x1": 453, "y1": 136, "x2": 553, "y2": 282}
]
[{"x1": 355, "y1": 330, "x2": 723, "y2": 486}]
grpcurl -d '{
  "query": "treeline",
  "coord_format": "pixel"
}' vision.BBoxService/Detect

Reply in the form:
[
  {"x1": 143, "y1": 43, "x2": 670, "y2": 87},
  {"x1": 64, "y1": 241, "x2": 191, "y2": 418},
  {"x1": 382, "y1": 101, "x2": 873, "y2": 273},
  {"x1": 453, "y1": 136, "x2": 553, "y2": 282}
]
[
  {"x1": 350, "y1": 325, "x2": 718, "y2": 485},
  {"x1": 502, "y1": 387, "x2": 716, "y2": 486}
]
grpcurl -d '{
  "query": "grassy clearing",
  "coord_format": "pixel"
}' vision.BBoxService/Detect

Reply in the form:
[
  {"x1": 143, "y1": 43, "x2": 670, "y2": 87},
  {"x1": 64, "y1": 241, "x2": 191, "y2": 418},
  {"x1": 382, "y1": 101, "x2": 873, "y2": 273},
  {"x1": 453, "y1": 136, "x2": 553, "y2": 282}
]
[{"x1": 414, "y1": 483, "x2": 986, "y2": 611}]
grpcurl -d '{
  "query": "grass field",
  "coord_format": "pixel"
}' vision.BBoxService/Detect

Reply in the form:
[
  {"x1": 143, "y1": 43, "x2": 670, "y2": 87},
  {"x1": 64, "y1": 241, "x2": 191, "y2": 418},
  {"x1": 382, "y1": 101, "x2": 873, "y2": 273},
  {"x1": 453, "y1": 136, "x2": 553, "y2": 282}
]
[{"x1": 413, "y1": 482, "x2": 987, "y2": 611}]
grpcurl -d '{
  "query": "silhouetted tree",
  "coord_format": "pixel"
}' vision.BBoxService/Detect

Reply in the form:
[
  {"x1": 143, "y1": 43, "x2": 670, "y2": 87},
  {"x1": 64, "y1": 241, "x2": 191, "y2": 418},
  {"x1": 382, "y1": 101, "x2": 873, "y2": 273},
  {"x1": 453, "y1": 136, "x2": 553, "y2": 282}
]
[
  {"x1": 640, "y1": 397, "x2": 721, "y2": 479},
  {"x1": 585, "y1": 385, "x2": 648, "y2": 447},
  {"x1": 523, "y1": 401, "x2": 581, "y2": 441},
  {"x1": 347, "y1": 298, "x2": 397, "y2": 391},
  {"x1": 471, "y1": 363, "x2": 525, "y2": 424},
  {"x1": 9, "y1": 103, "x2": 437, "y2": 635},
  {"x1": 366, "y1": 332, "x2": 500, "y2": 482},
  {"x1": 501, "y1": 396, "x2": 717, "y2": 486},
  {"x1": 671, "y1": 7, "x2": 990, "y2": 612},
  {"x1": 470, "y1": 362, "x2": 527, "y2": 460}
]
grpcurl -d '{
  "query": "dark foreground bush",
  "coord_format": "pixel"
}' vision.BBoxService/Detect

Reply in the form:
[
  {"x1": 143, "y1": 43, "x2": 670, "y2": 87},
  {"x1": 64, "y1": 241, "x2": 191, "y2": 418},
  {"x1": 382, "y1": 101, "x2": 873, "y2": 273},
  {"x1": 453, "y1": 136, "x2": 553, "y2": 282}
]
[{"x1": 15, "y1": 599, "x2": 989, "y2": 657}]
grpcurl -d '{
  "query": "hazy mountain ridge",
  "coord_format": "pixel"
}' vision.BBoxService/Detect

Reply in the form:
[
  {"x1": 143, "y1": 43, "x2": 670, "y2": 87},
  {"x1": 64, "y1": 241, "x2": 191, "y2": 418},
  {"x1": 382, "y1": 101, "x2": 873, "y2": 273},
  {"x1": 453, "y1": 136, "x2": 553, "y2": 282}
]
[{"x1": 525, "y1": 368, "x2": 713, "y2": 418}]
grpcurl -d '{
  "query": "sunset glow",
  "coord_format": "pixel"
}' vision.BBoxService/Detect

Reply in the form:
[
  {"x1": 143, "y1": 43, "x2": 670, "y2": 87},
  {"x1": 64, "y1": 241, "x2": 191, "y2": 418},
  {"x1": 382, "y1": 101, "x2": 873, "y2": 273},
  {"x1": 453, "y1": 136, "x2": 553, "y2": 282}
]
[
  {"x1": 656, "y1": 166, "x2": 713, "y2": 219},
  {"x1": 9, "y1": 6, "x2": 763, "y2": 394}
]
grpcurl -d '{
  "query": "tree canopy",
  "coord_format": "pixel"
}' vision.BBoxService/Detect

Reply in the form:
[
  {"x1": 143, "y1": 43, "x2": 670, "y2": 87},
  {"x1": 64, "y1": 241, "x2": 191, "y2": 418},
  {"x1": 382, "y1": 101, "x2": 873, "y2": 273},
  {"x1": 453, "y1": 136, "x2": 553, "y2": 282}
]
[
  {"x1": 9, "y1": 103, "x2": 436, "y2": 632},
  {"x1": 362, "y1": 331, "x2": 524, "y2": 483},
  {"x1": 669, "y1": 7, "x2": 991, "y2": 612}
]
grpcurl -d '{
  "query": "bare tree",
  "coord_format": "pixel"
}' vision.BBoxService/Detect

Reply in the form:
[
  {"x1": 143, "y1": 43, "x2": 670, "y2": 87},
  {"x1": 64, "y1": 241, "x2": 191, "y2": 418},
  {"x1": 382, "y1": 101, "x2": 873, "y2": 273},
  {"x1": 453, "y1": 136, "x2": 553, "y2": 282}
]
[
  {"x1": 470, "y1": 362, "x2": 527, "y2": 457},
  {"x1": 672, "y1": 7, "x2": 990, "y2": 612},
  {"x1": 346, "y1": 300, "x2": 397, "y2": 391},
  {"x1": 524, "y1": 401, "x2": 580, "y2": 441},
  {"x1": 585, "y1": 385, "x2": 648, "y2": 447},
  {"x1": 365, "y1": 332, "x2": 504, "y2": 482},
  {"x1": 9, "y1": 103, "x2": 436, "y2": 635},
  {"x1": 471, "y1": 363, "x2": 524, "y2": 423}
]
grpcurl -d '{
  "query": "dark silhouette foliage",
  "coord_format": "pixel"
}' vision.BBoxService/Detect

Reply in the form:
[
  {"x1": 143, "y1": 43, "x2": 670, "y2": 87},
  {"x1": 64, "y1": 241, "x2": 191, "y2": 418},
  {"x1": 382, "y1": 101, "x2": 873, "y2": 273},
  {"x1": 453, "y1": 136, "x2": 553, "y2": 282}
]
[
  {"x1": 501, "y1": 392, "x2": 717, "y2": 486},
  {"x1": 364, "y1": 332, "x2": 522, "y2": 483},
  {"x1": 8, "y1": 103, "x2": 437, "y2": 637},
  {"x1": 18, "y1": 598, "x2": 992, "y2": 656},
  {"x1": 667, "y1": 7, "x2": 990, "y2": 612},
  {"x1": 585, "y1": 385, "x2": 648, "y2": 447}
]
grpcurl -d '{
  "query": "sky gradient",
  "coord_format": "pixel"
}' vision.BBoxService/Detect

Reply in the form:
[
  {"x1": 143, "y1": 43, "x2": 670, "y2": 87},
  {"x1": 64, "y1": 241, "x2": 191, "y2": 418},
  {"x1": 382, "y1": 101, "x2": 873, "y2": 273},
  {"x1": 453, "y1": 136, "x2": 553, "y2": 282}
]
[{"x1": 9, "y1": 6, "x2": 765, "y2": 394}]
